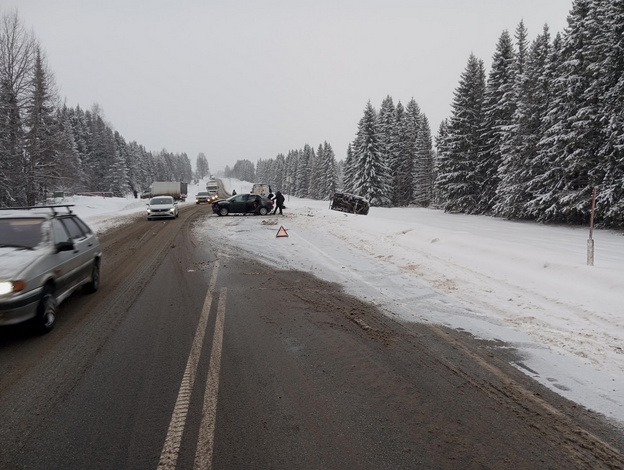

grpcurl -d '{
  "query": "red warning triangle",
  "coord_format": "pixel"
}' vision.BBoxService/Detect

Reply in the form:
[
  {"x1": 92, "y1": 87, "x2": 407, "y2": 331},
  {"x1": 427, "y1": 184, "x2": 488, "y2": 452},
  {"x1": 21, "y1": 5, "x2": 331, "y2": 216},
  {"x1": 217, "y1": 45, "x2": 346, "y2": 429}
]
[{"x1": 276, "y1": 225, "x2": 289, "y2": 238}]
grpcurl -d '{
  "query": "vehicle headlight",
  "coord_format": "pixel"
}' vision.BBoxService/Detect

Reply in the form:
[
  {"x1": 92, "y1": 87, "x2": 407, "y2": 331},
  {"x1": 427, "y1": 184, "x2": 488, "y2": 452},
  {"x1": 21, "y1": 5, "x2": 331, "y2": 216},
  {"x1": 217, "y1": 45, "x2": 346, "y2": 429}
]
[
  {"x1": 0, "y1": 280, "x2": 25, "y2": 295},
  {"x1": 169, "y1": 207, "x2": 175, "y2": 213},
  {"x1": 147, "y1": 208, "x2": 152, "y2": 213}
]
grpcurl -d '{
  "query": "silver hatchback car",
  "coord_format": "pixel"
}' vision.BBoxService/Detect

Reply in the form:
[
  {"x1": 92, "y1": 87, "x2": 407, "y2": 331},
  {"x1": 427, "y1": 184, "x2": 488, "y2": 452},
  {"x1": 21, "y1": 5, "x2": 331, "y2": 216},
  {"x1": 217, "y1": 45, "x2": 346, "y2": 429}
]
[{"x1": 0, "y1": 205, "x2": 102, "y2": 334}]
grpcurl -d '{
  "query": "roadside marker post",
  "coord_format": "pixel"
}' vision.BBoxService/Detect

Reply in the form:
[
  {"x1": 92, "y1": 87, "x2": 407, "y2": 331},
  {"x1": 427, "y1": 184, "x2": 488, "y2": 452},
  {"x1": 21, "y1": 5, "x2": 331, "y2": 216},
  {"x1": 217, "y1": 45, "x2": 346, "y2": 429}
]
[
  {"x1": 276, "y1": 226, "x2": 288, "y2": 238},
  {"x1": 587, "y1": 187, "x2": 596, "y2": 266}
]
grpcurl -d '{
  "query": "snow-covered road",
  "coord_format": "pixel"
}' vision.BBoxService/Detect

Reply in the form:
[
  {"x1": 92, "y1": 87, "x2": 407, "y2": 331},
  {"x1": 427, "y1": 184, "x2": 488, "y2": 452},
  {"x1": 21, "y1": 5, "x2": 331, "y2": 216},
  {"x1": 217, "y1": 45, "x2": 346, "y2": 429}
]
[
  {"x1": 75, "y1": 179, "x2": 624, "y2": 425},
  {"x1": 199, "y1": 180, "x2": 624, "y2": 425}
]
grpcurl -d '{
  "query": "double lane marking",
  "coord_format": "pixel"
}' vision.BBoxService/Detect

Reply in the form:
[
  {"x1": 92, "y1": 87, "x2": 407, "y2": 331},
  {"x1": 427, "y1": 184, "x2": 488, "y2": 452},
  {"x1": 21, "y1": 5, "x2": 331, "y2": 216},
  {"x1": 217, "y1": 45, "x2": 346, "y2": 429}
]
[{"x1": 157, "y1": 261, "x2": 226, "y2": 470}]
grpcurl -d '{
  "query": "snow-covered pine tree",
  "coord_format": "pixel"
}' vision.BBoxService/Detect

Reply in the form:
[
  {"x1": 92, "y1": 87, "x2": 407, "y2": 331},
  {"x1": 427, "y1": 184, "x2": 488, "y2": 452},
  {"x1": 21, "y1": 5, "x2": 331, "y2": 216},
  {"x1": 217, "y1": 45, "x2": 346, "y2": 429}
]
[
  {"x1": 477, "y1": 30, "x2": 516, "y2": 214},
  {"x1": 296, "y1": 145, "x2": 314, "y2": 198},
  {"x1": 398, "y1": 99, "x2": 421, "y2": 206},
  {"x1": 433, "y1": 119, "x2": 450, "y2": 207},
  {"x1": 104, "y1": 131, "x2": 129, "y2": 197},
  {"x1": 86, "y1": 109, "x2": 118, "y2": 191},
  {"x1": 308, "y1": 144, "x2": 323, "y2": 199},
  {"x1": 525, "y1": 32, "x2": 565, "y2": 220},
  {"x1": 597, "y1": 0, "x2": 624, "y2": 226},
  {"x1": 390, "y1": 101, "x2": 406, "y2": 205},
  {"x1": 321, "y1": 141, "x2": 338, "y2": 199},
  {"x1": 24, "y1": 46, "x2": 62, "y2": 205},
  {"x1": 229, "y1": 159, "x2": 255, "y2": 182},
  {"x1": 531, "y1": 0, "x2": 605, "y2": 224},
  {"x1": 256, "y1": 158, "x2": 269, "y2": 184},
  {"x1": 377, "y1": 96, "x2": 398, "y2": 202},
  {"x1": 351, "y1": 101, "x2": 392, "y2": 206},
  {"x1": 285, "y1": 149, "x2": 299, "y2": 196},
  {"x1": 342, "y1": 143, "x2": 356, "y2": 193},
  {"x1": 435, "y1": 54, "x2": 486, "y2": 212},
  {"x1": 55, "y1": 106, "x2": 83, "y2": 194},
  {"x1": 272, "y1": 153, "x2": 286, "y2": 193},
  {"x1": 196, "y1": 153, "x2": 209, "y2": 180},
  {"x1": 412, "y1": 114, "x2": 434, "y2": 207},
  {"x1": 495, "y1": 23, "x2": 552, "y2": 219},
  {"x1": 128, "y1": 141, "x2": 149, "y2": 193},
  {"x1": 68, "y1": 105, "x2": 91, "y2": 168},
  {"x1": 336, "y1": 159, "x2": 344, "y2": 191},
  {"x1": 179, "y1": 152, "x2": 193, "y2": 183}
]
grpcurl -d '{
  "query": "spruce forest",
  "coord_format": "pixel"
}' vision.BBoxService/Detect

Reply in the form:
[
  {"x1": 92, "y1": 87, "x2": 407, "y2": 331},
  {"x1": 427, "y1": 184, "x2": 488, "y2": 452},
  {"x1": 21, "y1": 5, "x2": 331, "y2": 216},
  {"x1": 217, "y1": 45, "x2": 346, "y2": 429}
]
[
  {"x1": 436, "y1": 0, "x2": 624, "y2": 227},
  {"x1": 0, "y1": 11, "x2": 193, "y2": 207},
  {"x1": 1, "y1": 1, "x2": 623, "y2": 228}
]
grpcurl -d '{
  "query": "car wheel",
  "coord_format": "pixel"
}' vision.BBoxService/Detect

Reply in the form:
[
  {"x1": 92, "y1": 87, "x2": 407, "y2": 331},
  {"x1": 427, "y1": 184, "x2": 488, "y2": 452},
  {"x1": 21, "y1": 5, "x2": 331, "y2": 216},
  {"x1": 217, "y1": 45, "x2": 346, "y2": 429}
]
[
  {"x1": 258, "y1": 207, "x2": 268, "y2": 216},
  {"x1": 34, "y1": 285, "x2": 57, "y2": 334},
  {"x1": 84, "y1": 260, "x2": 100, "y2": 294},
  {"x1": 219, "y1": 207, "x2": 229, "y2": 216}
]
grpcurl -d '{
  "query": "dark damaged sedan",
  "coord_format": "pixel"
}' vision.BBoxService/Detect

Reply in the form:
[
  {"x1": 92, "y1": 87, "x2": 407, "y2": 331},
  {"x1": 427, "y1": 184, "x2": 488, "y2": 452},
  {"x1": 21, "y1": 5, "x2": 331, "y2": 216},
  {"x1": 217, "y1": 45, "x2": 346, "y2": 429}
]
[{"x1": 212, "y1": 193, "x2": 274, "y2": 216}]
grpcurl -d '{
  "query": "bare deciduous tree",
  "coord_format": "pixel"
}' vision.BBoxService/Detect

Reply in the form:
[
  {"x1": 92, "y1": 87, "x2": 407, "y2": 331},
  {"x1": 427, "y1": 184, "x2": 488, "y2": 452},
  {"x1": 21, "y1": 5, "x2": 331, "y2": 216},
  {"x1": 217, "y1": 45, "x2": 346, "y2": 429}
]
[{"x1": 0, "y1": 9, "x2": 36, "y2": 206}]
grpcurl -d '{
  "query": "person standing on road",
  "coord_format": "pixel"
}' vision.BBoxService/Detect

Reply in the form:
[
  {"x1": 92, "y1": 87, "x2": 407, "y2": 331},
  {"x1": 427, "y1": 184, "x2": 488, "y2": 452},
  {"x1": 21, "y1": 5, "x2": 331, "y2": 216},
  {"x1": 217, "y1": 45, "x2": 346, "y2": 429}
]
[{"x1": 272, "y1": 191, "x2": 285, "y2": 215}]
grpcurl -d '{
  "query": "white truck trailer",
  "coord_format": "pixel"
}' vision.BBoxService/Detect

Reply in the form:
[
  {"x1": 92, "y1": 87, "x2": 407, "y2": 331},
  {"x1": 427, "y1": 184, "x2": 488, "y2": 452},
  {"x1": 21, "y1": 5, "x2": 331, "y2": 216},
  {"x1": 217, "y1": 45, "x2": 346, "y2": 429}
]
[
  {"x1": 206, "y1": 180, "x2": 219, "y2": 197},
  {"x1": 149, "y1": 182, "x2": 188, "y2": 201}
]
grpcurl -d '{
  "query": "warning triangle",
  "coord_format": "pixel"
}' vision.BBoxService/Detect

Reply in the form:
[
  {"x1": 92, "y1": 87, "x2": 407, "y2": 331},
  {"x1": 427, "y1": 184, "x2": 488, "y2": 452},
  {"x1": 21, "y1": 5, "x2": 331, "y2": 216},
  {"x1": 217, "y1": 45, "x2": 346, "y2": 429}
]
[{"x1": 276, "y1": 225, "x2": 289, "y2": 238}]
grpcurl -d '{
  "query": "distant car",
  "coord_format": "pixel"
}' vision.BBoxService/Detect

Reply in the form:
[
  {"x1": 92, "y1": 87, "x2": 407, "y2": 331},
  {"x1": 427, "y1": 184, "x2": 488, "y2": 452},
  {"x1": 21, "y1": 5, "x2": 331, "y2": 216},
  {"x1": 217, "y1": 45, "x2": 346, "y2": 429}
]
[
  {"x1": 196, "y1": 192, "x2": 210, "y2": 204},
  {"x1": 147, "y1": 196, "x2": 179, "y2": 220},
  {"x1": 330, "y1": 192, "x2": 370, "y2": 215},
  {"x1": 212, "y1": 193, "x2": 274, "y2": 216},
  {"x1": 0, "y1": 205, "x2": 102, "y2": 333},
  {"x1": 196, "y1": 191, "x2": 218, "y2": 204}
]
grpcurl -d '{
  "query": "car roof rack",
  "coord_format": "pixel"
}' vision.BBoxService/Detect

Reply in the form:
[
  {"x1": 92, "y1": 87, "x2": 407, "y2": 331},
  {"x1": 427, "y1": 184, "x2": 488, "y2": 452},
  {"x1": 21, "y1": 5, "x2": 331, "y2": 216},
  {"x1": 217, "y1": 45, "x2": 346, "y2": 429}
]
[{"x1": 0, "y1": 204, "x2": 75, "y2": 215}]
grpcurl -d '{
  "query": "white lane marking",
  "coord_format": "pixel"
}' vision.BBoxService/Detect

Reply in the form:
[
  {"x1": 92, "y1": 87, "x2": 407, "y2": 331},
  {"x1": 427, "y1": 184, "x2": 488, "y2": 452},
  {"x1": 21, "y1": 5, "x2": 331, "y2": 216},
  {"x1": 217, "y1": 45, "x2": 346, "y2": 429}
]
[
  {"x1": 194, "y1": 287, "x2": 227, "y2": 469},
  {"x1": 157, "y1": 262, "x2": 220, "y2": 470}
]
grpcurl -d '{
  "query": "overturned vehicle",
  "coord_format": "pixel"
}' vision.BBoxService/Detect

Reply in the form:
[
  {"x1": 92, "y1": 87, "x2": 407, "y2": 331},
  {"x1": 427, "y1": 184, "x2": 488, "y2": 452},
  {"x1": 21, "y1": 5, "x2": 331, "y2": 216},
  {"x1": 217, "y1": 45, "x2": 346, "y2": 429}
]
[{"x1": 329, "y1": 192, "x2": 370, "y2": 215}]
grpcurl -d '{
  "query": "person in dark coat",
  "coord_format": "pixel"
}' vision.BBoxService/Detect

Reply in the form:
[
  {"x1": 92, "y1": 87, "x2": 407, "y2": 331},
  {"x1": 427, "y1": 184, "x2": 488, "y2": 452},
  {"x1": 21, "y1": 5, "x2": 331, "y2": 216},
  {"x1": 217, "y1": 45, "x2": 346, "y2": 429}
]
[{"x1": 272, "y1": 191, "x2": 285, "y2": 215}]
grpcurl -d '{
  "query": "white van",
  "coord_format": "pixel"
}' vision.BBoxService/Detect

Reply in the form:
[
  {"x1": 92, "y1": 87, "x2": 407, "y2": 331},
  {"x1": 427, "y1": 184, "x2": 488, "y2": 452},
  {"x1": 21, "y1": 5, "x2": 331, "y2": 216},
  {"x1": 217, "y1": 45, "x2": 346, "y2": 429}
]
[{"x1": 250, "y1": 183, "x2": 272, "y2": 197}]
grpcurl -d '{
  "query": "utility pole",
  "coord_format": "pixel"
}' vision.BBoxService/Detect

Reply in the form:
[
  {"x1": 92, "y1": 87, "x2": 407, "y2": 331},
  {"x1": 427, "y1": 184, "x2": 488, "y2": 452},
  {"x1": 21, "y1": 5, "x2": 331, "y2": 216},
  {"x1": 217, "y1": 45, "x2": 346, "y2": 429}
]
[{"x1": 587, "y1": 187, "x2": 596, "y2": 266}]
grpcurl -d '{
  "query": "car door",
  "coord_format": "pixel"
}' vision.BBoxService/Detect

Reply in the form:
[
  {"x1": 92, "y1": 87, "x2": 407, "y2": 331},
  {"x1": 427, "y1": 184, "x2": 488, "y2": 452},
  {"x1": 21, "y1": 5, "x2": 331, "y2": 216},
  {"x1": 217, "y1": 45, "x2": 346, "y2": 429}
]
[
  {"x1": 57, "y1": 217, "x2": 96, "y2": 291},
  {"x1": 50, "y1": 218, "x2": 82, "y2": 296},
  {"x1": 229, "y1": 194, "x2": 247, "y2": 213},
  {"x1": 245, "y1": 195, "x2": 260, "y2": 213}
]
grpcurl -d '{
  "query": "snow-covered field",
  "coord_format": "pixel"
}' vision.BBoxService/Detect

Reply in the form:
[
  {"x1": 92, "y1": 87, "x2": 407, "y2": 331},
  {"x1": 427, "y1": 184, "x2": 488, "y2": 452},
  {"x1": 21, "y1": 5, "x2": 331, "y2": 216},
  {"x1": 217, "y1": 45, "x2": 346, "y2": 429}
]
[{"x1": 68, "y1": 179, "x2": 624, "y2": 425}]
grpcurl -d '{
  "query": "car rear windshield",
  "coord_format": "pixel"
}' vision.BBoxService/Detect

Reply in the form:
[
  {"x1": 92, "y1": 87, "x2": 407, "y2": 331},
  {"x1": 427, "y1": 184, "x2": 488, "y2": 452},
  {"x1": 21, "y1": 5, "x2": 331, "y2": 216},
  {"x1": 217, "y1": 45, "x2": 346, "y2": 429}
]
[{"x1": 0, "y1": 218, "x2": 44, "y2": 249}]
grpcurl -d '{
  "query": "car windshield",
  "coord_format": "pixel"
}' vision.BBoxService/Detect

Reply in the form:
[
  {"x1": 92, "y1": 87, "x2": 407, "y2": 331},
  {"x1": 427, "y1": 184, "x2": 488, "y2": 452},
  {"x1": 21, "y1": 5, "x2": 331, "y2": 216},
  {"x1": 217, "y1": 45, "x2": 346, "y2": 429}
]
[
  {"x1": 0, "y1": 218, "x2": 44, "y2": 249},
  {"x1": 198, "y1": 193, "x2": 209, "y2": 196},
  {"x1": 150, "y1": 198, "x2": 173, "y2": 205}
]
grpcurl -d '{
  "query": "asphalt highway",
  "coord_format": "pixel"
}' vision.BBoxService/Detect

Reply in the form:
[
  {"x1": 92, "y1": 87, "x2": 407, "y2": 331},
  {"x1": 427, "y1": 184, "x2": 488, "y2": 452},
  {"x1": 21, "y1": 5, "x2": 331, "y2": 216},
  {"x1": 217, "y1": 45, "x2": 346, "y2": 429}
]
[{"x1": 1, "y1": 204, "x2": 623, "y2": 469}]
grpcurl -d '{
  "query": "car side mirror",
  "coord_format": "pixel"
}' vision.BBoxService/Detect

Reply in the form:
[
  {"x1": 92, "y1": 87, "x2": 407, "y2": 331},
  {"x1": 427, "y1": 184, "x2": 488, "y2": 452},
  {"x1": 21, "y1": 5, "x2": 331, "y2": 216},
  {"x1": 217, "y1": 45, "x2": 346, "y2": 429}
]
[{"x1": 56, "y1": 240, "x2": 75, "y2": 253}]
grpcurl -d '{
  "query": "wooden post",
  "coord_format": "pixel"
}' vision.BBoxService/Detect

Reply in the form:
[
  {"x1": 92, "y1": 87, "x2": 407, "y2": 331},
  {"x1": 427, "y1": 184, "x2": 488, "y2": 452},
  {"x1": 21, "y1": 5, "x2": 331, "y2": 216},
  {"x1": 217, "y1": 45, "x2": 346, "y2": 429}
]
[{"x1": 587, "y1": 187, "x2": 596, "y2": 266}]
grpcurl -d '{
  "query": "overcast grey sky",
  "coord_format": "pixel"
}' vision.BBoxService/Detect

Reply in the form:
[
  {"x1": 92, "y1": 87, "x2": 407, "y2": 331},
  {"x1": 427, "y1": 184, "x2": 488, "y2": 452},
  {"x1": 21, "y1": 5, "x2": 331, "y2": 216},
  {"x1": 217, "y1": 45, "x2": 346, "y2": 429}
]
[{"x1": 4, "y1": 0, "x2": 573, "y2": 172}]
